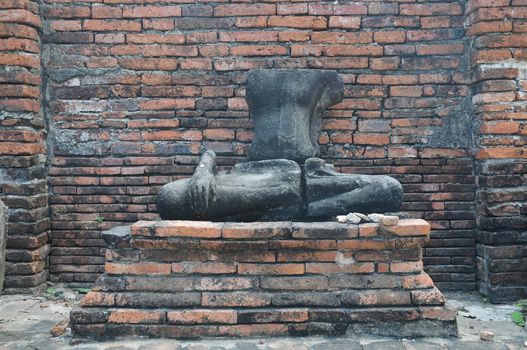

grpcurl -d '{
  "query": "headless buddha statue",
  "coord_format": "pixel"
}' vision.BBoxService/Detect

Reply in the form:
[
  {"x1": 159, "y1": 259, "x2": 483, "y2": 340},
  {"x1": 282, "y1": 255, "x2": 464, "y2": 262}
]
[{"x1": 157, "y1": 69, "x2": 403, "y2": 221}]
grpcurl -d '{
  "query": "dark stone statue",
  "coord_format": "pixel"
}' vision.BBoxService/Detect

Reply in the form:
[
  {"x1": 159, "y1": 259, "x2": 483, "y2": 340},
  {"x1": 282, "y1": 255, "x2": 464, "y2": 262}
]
[{"x1": 157, "y1": 69, "x2": 403, "y2": 221}]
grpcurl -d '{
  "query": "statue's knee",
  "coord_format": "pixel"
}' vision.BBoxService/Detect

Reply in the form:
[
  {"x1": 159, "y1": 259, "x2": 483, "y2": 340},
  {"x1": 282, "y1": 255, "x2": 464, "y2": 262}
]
[
  {"x1": 374, "y1": 175, "x2": 403, "y2": 208},
  {"x1": 156, "y1": 180, "x2": 191, "y2": 220}
]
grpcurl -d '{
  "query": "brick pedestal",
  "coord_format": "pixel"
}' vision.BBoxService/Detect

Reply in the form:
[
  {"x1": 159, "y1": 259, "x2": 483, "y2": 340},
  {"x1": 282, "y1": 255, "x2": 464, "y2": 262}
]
[{"x1": 71, "y1": 219, "x2": 457, "y2": 339}]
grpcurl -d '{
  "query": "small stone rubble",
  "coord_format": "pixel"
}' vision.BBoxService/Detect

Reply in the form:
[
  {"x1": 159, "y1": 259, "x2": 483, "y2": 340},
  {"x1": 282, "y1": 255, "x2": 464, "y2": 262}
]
[{"x1": 337, "y1": 213, "x2": 399, "y2": 226}]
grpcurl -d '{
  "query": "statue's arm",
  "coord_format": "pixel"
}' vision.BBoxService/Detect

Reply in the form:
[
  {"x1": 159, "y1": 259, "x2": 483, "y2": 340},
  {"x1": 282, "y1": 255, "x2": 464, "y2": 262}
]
[{"x1": 189, "y1": 150, "x2": 217, "y2": 216}]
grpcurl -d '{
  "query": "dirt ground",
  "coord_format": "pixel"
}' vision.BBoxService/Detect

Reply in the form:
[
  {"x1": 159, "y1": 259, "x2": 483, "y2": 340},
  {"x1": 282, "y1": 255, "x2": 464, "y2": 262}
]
[{"x1": 0, "y1": 286, "x2": 526, "y2": 350}]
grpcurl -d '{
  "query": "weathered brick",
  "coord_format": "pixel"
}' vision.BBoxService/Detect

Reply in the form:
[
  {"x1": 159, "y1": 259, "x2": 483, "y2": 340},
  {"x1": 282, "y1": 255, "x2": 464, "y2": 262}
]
[
  {"x1": 342, "y1": 290, "x2": 412, "y2": 306},
  {"x1": 108, "y1": 309, "x2": 164, "y2": 324},
  {"x1": 306, "y1": 262, "x2": 375, "y2": 274},
  {"x1": 238, "y1": 263, "x2": 305, "y2": 275},
  {"x1": 105, "y1": 262, "x2": 171, "y2": 275},
  {"x1": 328, "y1": 16, "x2": 361, "y2": 30},
  {"x1": 122, "y1": 6, "x2": 181, "y2": 18},
  {"x1": 268, "y1": 16, "x2": 327, "y2": 29},
  {"x1": 167, "y1": 310, "x2": 237, "y2": 324},
  {"x1": 202, "y1": 292, "x2": 272, "y2": 307},
  {"x1": 215, "y1": 4, "x2": 275, "y2": 17},
  {"x1": 390, "y1": 261, "x2": 423, "y2": 273},
  {"x1": 83, "y1": 20, "x2": 141, "y2": 32},
  {"x1": 237, "y1": 309, "x2": 308, "y2": 323},
  {"x1": 222, "y1": 222, "x2": 291, "y2": 239},
  {"x1": 153, "y1": 221, "x2": 222, "y2": 238}
]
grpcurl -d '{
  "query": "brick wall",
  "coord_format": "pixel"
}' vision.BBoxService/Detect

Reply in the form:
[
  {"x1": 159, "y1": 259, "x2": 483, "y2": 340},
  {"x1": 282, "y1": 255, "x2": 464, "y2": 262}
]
[
  {"x1": 466, "y1": 0, "x2": 527, "y2": 302},
  {"x1": 0, "y1": 0, "x2": 512, "y2": 299},
  {"x1": 0, "y1": 0, "x2": 50, "y2": 294},
  {"x1": 41, "y1": 0, "x2": 480, "y2": 289}
]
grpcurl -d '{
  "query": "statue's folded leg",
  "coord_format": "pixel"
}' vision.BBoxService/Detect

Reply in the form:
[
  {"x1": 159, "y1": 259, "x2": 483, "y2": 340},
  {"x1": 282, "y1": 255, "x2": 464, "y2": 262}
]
[
  {"x1": 157, "y1": 159, "x2": 303, "y2": 221},
  {"x1": 304, "y1": 158, "x2": 403, "y2": 218}
]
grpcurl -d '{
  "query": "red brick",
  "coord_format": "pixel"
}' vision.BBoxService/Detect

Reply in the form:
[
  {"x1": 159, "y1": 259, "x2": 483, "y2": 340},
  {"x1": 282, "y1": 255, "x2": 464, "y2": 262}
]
[
  {"x1": 220, "y1": 31, "x2": 277, "y2": 42},
  {"x1": 231, "y1": 45, "x2": 287, "y2": 56},
  {"x1": 227, "y1": 97, "x2": 248, "y2": 110},
  {"x1": 343, "y1": 290, "x2": 411, "y2": 306},
  {"x1": 421, "y1": 307, "x2": 457, "y2": 321},
  {"x1": 237, "y1": 263, "x2": 305, "y2": 275},
  {"x1": 377, "y1": 263, "x2": 389, "y2": 273},
  {"x1": 379, "y1": 219, "x2": 430, "y2": 236},
  {"x1": 105, "y1": 262, "x2": 171, "y2": 275},
  {"x1": 122, "y1": 6, "x2": 181, "y2": 18},
  {"x1": 154, "y1": 221, "x2": 222, "y2": 238},
  {"x1": 370, "y1": 57, "x2": 400, "y2": 70},
  {"x1": 312, "y1": 32, "x2": 371, "y2": 44},
  {"x1": 402, "y1": 274, "x2": 435, "y2": 289},
  {"x1": 214, "y1": 4, "x2": 275, "y2": 17},
  {"x1": 83, "y1": 20, "x2": 141, "y2": 32},
  {"x1": 126, "y1": 33, "x2": 185, "y2": 44},
  {"x1": 325, "y1": 45, "x2": 383, "y2": 57},
  {"x1": 417, "y1": 43, "x2": 464, "y2": 55},
  {"x1": 390, "y1": 86, "x2": 423, "y2": 97},
  {"x1": 167, "y1": 310, "x2": 237, "y2": 324},
  {"x1": 411, "y1": 288, "x2": 445, "y2": 306},
  {"x1": 467, "y1": 21, "x2": 512, "y2": 36},
  {"x1": 359, "y1": 223, "x2": 378, "y2": 237},
  {"x1": 276, "y1": 251, "x2": 337, "y2": 263},
  {"x1": 141, "y1": 45, "x2": 197, "y2": 57},
  {"x1": 476, "y1": 147, "x2": 527, "y2": 159},
  {"x1": 474, "y1": 49, "x2": 512, "y2": 63},
  {"x1": 390, "y1": 261, "x2": 423, "y2": 273},
  {"x1": 171, "y1": 262, "x2": 237, "y2": 274},
  {"x1": 80, "y1": 292, "x2": 115, "y2": 307},
  {"x1": 305, "y1": 262, "x2": 375, "y2": 274},
  {"x1": 109, "y1": 310, "x2": 164, "y2": 324},
  {"x1": 419, "y1": 148, "x2": 468, "y2": 158},
  {"x1": 328, "y1": 16, "x2": 361, "y2": 29},
  {"x1": 276, "y1": 32, "x2": 306, "y2": 43},
  {"x1": 0, "y1": 85, "x2": 39, "y2": 98},
  {"x1": 481, "y1": 121, "x2": 519, "y2": 134},
  {"x1": 0, "y1": 53, "x2": 39, "y2": 69},
  {"x1": 291, "y1": 44, "x2": 323, "y2": 57},
  {"x1": 203, "y1": 128, "x2": 235, "y2": 141},
  {"x1": 0, "y1": 142, "x2": 44, "y2": 155},
  {"x1": 222, "y1": 222, "x2": 291, "y2": 239},
  {"x1": 374, "y1": 31, "x2": 405, "y2": 43},
  {"x1": 323, "y1": 119, "x2": 356, "y2": 131},
  {"x1": 184, "y1": 58, "x2": 215, "y2": 70},
  {"x1": 216, "y1": 324, "x2": 288, "y2": 337},
  {"x1": 353, "y1": 133, "x2": 390, "y2": 145},
  {"x1": 421, "y1": 16, "x2": 451, "y2": 29},
  {"x1": 214, "y1": 58, "x2": 272, "y2": 71},
  {"x1": 400, "y1": 4, "x2": 462, "y2": 16},
  {"x1": 277, "y1": 3, "x2": 308, "y2": 15},
  {"x1": 200, "y1": 45, "x2": 230, "y2": 57},
  {"x1": 138, "y1": 98, "x2": 194, "y2": 110},
  {"x1": 143, "y1": 18, "x2": 174, "y2": 30},
  {"x1": 0, "y1": 9, "x2": 40, "y2": 28},
  {"x1": 268, "y1": 16, "x2": 327, "y2": 29},
  {"x1": 45, "y1": 6, "x2": 91, "y2": 18},
  {"x1": 49, "y1": 20, "x2": 81, "y2": 31},
  {"x1": 236, "y1": 16, "x2": 267, "y2": 28},
  {"x1": 91, "y1": 6, "x2": 122, "y2": 19},
  {"x1": 202, "y1": 292, "x2": 272, "y2": 307}
]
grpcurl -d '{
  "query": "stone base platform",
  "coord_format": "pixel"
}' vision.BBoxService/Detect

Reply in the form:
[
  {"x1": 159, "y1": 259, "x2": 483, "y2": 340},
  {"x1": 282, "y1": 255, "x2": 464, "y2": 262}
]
[{"x1": 71, "y1": 219, "x2": 458, "y2": 339}]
